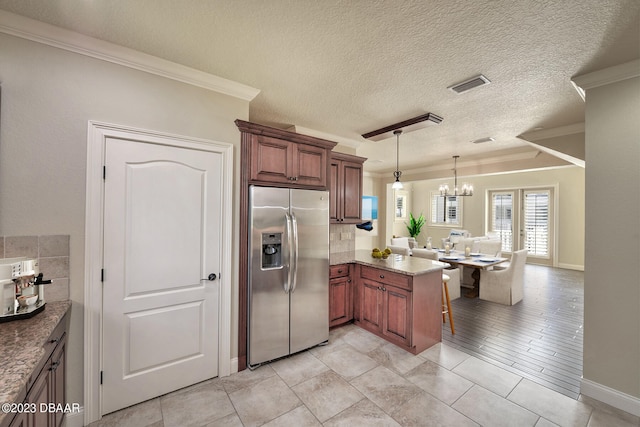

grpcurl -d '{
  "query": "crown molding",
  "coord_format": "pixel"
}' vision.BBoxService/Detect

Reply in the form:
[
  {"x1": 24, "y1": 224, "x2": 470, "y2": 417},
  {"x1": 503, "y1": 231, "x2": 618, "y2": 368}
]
[
  {"x1": 398, "y1": 150, "x2": 541, "y2": 177},
  {"x1": 517, "y1": 123, "x2": 585, "y2": 141},
  {"x1": 0, "y1": 10, "x2": 260, "y2": 101},
  {"x1": 287, "y1": 125, "x2": 362, "y2": 149},
  {"x1": 572, "y1": 59, "x2": 640, "y2": 93}
]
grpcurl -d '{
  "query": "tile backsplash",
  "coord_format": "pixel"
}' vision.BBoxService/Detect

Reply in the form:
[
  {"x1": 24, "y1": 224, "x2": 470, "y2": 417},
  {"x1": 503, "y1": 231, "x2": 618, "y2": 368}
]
[
  {"x1": 0, "y1": 235, "x2": 70, "y2": 302},
  {"x1": 330, "y1": 224, "x2": 356, "y2": 254}
]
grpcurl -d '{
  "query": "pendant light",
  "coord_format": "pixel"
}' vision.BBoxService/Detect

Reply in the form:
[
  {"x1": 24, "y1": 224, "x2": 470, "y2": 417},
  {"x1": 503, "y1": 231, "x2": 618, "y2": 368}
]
[
  {"x1": 391, "y1": 129, "x2": 403, "y2": 190},
  {"x1": 439, "y1": 155, "x2": 473, "y2": 196}
]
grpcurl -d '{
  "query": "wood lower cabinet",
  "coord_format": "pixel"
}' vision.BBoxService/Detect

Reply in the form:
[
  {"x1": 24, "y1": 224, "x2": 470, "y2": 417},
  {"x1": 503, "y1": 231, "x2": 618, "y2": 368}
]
[
  {"x1": 355, "y1": 264, "x2": 442, "y2": 354},
  {"x1": 330, "y1": 153, "x2": 366, "y2": 224},
  {"x1": 329, "y1": 264, "x2": 353, "y2": 327}
]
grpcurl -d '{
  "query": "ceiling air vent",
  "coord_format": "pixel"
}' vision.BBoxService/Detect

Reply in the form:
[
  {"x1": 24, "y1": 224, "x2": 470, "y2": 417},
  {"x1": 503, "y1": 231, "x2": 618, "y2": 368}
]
[
  {"x1": 471, "y1": 137, "x2": 495, "y2": 144},
  {"x1": 448, "y1": 74, "x2": 491, "y2": 94}
]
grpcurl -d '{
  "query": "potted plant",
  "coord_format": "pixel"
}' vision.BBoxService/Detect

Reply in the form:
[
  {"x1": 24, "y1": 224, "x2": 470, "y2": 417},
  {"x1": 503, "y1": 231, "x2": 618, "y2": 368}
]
[{"x1": 405, "y1": 212, "x2": 426, "y2": 239}]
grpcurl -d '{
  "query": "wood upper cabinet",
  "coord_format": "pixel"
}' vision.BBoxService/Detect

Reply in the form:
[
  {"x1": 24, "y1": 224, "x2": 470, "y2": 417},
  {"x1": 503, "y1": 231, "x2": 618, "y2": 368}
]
[
  {"x1": 355, "y1": 264, "x2": 442, "y2": 354},
  {"x1": 250, "y1": 135, "x2": 328, "y2": 187},
  {"x1": 330, "y1": 152, "x2": 366, "y2": 224},
  {"x1": 329, "y1": 264, "x2": 353, "y2": 327},
  {"x1": 236, "y1": 120, "x2": 337, "y2": 190}
]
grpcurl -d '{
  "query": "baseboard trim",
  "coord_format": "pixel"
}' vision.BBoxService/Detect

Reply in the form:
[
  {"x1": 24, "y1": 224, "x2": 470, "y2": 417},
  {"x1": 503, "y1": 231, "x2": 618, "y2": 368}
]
[
  {"x1": 581, "y1": 378, "x2": 640, "y2": 417},
  {"x1": 558, "y1": 263, "x2": 584, "y2": 271},
  {"x1": 230, "y1": 357, "x2": 239, "y2": 375},
  {"x1": 62, "y1": 407, "x2": 84, "y2": 427}
]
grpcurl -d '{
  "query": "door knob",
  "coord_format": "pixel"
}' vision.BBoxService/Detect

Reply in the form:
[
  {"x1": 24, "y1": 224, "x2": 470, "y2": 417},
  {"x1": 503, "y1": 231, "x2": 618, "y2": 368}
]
[{"x1": 207, "y1": 273, "x2": 217, "y2": 281}]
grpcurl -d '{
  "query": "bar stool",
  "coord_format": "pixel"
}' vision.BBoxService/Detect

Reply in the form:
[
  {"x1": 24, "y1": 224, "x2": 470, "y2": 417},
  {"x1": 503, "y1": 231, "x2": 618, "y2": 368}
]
[{"x1": 442, "y1": 273, "x2": 455, "y2": 334}]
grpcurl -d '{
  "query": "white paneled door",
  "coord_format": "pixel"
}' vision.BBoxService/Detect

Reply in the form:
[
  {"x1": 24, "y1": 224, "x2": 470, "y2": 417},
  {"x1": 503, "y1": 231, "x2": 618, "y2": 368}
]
[{"x1": 102, "y1": 136, "x2": 221, "y2": 415}]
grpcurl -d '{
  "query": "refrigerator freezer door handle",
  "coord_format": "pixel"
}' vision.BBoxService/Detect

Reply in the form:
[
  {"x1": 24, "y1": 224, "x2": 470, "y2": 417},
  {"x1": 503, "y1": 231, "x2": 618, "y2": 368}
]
[
  {"x1": 284, "y1": 213, "x2": 293, "y2": 293},
  {"x1": 291, "y1": 213, "x2": 299, "y2": 293}
]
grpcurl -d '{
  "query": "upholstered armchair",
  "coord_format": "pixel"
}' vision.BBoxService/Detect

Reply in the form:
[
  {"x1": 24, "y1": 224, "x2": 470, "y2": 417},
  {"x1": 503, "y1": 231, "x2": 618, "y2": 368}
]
[{"x1": 479, "y1": 249, "x2": 527, "y2": 305}]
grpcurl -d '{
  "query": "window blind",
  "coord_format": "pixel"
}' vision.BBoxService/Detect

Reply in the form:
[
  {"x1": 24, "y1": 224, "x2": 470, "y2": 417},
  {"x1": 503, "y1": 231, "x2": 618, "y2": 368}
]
[
  {"x1": 524, "y1": 191, "x2": 549, "y2": 256},
  {"x1": 430, "y1": 195, "x2": 460, "y2": 225},
  {"x1": 491, "y1": 192, "x2": 513, "y2": 252}
]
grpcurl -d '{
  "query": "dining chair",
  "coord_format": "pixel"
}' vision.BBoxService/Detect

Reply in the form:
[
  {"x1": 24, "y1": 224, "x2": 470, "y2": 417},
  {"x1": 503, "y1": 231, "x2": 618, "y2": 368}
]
[
  {"x1": 388, "y1": 245, "x2": 411, "y2": 256},
  {"x1": 478, "y1": 239, "x2": 502, "y2": 257},
  {"x1": 479, "y1": 249, "x2": 527, "y2": 305}
]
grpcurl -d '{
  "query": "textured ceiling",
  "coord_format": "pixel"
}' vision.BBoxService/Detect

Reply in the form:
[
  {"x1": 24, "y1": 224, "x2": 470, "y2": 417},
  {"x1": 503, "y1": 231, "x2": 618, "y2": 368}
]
[{"x1": 1, "y1": 0, "x2": 638, "y2": 174}]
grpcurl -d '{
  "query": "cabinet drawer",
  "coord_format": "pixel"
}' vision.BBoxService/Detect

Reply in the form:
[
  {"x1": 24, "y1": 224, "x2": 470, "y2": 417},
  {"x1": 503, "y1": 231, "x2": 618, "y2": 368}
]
[
  {"x1": 360, "y1": 266, "x2": 411, "y2": 291},
  {"x1": 330, "y1": 264, "x2": 350, "y2": 278}
]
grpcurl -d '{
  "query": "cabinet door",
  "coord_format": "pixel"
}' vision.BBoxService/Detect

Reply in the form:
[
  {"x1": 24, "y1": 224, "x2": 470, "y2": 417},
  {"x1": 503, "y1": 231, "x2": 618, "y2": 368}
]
[
  {"x1": 329, "y1": 160, "x2": 341, "y2": 223},
  {"x1": 293, "y1": 143, "x2": 327, "y2": 187},
  {"x1": 249, "y1": 136, "x2": 293, "y2": 184},
  {"x1": 383, "y1": 285, "x2": 412, "y2": 347},
  {"x1": 360, "y1": 279, "x2": 383, "y2": 332},
  {"x1": 8, "y1": 412, "x2": 27, "y2": 427},
  {"x1": 341, "y1": 161, "x2": 363, "y2": 223},
  {"x1": 27, "y1": 365, "x2": 52, "y2": 427},
  {"x1": 51, "y1": 339, "x2": 66, "y2": 427},
  {"x1": 329, "y1": 276, "x2": 351, "y2": 327}
]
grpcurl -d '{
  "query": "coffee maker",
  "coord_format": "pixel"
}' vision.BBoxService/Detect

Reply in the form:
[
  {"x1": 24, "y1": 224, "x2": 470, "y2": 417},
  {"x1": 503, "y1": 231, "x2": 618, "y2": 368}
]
[{"x1": 0, "y1": 257, "x2": 51, "y2": 322}]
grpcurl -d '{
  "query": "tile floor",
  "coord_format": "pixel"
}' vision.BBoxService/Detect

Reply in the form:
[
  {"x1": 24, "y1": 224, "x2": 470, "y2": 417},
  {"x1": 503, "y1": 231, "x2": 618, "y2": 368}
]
[{"x1": 90, "y1": 324, "x2": 640, "y2": 427}]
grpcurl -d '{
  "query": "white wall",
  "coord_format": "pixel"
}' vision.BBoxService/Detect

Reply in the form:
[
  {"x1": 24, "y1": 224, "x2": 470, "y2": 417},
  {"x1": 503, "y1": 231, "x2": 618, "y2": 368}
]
[
  {"x1": 0, "y1": 33, "x2": 249, "y2": 408},
  {"x1": 582, "y1": 73, "x2": 639, "y2": 402}
]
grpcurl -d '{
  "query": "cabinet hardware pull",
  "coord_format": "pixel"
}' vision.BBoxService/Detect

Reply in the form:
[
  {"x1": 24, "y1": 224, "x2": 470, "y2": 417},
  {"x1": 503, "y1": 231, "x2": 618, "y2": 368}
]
[
  {"x1": 49, "y1": 338, "x2": 59, "y2": 344},
  {"x1": 379, "y1": 274, "x2": 384, "y2": 278}
]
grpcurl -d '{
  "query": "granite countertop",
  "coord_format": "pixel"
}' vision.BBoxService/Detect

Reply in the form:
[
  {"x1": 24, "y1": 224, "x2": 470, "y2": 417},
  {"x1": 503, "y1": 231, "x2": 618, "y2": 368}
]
[
  {"x1": 331, "y1": 250, "x2": 449, "y2": 275},
  {"x1": 0, "y1": 300, "x2": 71, "y2": 418}
]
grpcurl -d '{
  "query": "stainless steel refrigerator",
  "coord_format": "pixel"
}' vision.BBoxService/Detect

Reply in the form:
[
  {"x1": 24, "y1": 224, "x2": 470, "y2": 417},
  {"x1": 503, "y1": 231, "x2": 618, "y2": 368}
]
[{"x1": 248, "y1": 185, "x2": 329, "y2": 368}]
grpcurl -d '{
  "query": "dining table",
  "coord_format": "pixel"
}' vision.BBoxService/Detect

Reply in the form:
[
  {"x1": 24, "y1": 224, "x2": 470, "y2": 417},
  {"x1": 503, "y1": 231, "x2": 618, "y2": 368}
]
[{"x1": 434, "y1": 249, "x2": 508, "y2": 298}]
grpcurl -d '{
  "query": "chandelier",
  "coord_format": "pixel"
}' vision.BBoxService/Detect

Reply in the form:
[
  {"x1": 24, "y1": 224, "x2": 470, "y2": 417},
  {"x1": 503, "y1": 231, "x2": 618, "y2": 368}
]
[
  {"x1": 439, "y1": 155, "x2": 473, "y2": 197},
  {"x1": 391, "y1": 130, "x2": 403, "y2": 190}
]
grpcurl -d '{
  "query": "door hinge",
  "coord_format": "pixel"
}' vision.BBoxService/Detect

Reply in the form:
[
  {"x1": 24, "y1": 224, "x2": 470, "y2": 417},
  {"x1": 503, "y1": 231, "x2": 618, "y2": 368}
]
[
  {"x1": 103, "y1": 166, "x2": 106, "y2": 180},
  {"x1": 101, "y1": 269, "x2": 104, "y2": 282},
  {"x1": 100, "y1": 371, "x2": 103, "y2": 385}
]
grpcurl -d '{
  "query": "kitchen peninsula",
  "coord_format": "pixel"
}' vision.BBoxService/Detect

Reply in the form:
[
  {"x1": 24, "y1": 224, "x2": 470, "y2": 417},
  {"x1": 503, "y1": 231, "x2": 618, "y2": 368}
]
[{"x1": 330, "y1": 250, "x2": 448, "y2": 354}]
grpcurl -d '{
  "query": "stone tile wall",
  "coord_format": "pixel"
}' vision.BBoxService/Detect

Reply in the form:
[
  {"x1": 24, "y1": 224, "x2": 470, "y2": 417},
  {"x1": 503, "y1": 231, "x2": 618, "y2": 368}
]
[
  {"x1": 0, "y1": 235, "x2": 70, "y2": 302},
  {"x1": 329, "y1": 224, "x2": 356, "y2": 254}
]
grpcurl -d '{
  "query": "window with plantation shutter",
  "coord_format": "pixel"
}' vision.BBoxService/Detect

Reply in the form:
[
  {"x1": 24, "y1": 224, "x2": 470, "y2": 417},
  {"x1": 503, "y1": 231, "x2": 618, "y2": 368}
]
[
  {"x1": 491, "y1": 192, "x2": 513, "y2": 252},
  {"x1": 395, "y1": 192, "x2": 407, "y2": 220},
  {"x1": 429, "y1": 193, "x2": 462, "y2": 226},
  {"x1": 524, "y1": 190, "x2": 550, "y2": 256}
]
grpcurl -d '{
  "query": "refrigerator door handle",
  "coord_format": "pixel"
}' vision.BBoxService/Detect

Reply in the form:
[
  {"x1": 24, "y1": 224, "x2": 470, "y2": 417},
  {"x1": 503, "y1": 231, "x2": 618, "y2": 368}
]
[
  {"x1": 284, "y1": 212, "x2": 293, "y2": 293},
  {"x1": 290, "y1": 213, "x2": 299, "y2": 293}
]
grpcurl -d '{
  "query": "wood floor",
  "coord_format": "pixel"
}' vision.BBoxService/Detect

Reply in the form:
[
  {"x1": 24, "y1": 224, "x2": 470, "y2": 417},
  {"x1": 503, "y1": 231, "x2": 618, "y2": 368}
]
[{"x1": 443, "y1": 264, "x2": 585, "y2": 399}]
